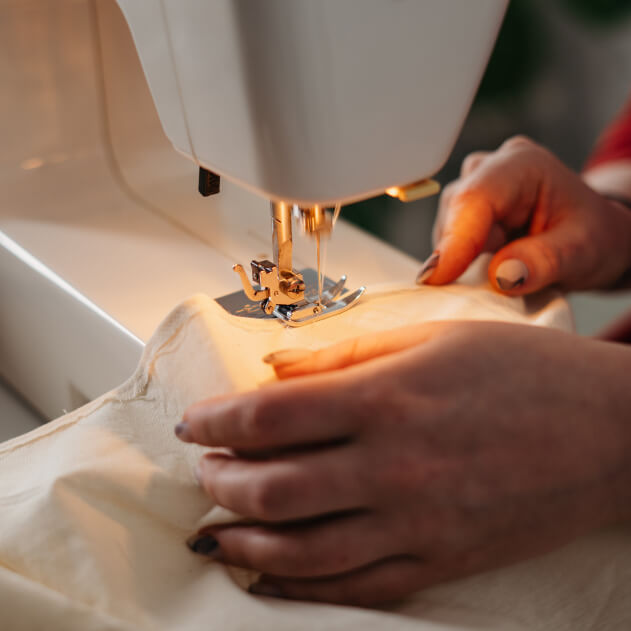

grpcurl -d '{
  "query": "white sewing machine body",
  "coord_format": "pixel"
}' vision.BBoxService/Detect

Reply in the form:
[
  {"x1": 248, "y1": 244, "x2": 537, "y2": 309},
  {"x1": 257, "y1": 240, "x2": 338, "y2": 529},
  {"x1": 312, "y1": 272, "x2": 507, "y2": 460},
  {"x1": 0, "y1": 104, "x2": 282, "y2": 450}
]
[
  {"x1": 117, "y1": 0, "x2": 507, "y2": 206},
  {"x1": 0, "y1": 0, "x2": 506, "y2": 423}
]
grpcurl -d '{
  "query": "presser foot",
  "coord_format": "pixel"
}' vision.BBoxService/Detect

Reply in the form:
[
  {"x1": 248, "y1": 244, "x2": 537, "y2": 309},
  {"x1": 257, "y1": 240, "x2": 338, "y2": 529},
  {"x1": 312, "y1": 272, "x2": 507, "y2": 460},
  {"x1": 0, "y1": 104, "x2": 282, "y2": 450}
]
[
  {"x1": 273, "y1": 280, "x2": 365, "y2": 327},
  {"x1": 225, "y1": 265, "x2": 364, "y2": 326}
]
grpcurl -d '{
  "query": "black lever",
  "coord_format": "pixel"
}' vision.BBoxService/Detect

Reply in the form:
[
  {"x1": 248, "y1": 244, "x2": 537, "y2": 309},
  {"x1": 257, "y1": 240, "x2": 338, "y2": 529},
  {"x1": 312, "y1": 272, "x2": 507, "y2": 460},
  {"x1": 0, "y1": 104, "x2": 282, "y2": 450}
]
[{"x1": 198, "y1": 167, "x2": 220, "y2": 196}]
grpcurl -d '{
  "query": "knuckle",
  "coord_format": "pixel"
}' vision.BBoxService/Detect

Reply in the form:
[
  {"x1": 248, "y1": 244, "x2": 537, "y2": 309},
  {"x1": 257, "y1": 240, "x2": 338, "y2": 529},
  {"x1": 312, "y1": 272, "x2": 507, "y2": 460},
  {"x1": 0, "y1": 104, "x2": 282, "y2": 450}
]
[
  {"x1": 501, "y1": 134, "x2": 535, "y2": 151},
  {"x1": 557, "y1": 232, "x2": 591, "y2": 283},
  {"x1": 276, "y1": 543, "x2": 313, "y2": 575},
  {"x1": 443, "y1": 224, "x2": 485, "y2": 260},
  {"x1": 239, "y1": 532, "x2": 308, "y2": 575},
  {"x1": 460, "y1": 155, "x2": 476, "y2": 175},
  {"x1": 535, "y1": 241, "x2": 562, "y2": 280},
  {"x1": 240, "y1": 396, "x2": 276, "y2": 443},
  {"x1": 500, "y1": 136, "x2": 552, "y2": 165},
  {"x1": 461, "y1": 152, "x2": 485, "y2": 176},
  {"x1": 220, "y1": 527, "x2": 270, "y2": 570},
  {"x1": 440, "y1": 180, "x2": 460, "y2": 202},
  {"x1": 448, "y1": 186, "x2": 480, "y2": 212},
  {"x1": 247, "y1": 477, "x2": 285, "y2": 521}
]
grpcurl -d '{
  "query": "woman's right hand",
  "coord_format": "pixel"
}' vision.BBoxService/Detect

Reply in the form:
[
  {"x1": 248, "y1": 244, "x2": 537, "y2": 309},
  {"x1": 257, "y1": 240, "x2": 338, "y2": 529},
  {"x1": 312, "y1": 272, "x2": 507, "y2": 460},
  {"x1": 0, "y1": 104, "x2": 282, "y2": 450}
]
[{"x1": 422, "y1": 136, "x2": 631, "y2": 295}]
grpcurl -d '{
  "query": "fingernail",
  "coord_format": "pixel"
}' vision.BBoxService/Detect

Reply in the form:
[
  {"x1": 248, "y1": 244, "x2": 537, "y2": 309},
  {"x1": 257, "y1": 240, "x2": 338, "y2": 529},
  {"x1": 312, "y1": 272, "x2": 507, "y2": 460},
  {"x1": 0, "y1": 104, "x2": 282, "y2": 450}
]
[
  {"x1": 496, "y1": 259, "x2": 528, "y2": 291},
  {"x1": 248, "y1": 582, "x2": 284, "y2": 598},
  {"x1": 187, "y1": 533, "x2": 221, "y2": 559},
  {"x1": 174, "y1": 422, "x2": 193, "y2": 442},
  {"x1": 263, "y1": 348, "x2": 314, "y2": 367},
  {"x1": 416, "y1": 251, "x2": 440, "y2": 284}
]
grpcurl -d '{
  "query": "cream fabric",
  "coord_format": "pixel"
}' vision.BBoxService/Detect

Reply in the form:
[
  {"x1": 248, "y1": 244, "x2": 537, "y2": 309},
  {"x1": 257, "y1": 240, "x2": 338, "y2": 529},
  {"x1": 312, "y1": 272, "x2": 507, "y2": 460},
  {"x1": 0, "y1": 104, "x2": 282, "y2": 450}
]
[{"x1": 2, "y1": 259, "x2": 629, "y2": 631}]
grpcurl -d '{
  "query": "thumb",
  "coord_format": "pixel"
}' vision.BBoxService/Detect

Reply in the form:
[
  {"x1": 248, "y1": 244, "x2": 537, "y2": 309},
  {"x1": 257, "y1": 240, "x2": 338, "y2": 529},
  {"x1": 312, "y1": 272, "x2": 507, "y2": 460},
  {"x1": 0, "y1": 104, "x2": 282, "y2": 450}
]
[
  {"x1": 489, "y1": 224, "x2": 586, "y2": 295},
  {"x1": 263, "y1": 323, "x2": 445, "y2": 379}
]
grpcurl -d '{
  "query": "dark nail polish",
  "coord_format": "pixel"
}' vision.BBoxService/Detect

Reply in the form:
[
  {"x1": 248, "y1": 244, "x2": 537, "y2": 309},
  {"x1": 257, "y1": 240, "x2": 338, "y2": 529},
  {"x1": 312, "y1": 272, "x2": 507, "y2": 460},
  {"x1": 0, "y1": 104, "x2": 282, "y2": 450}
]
[
  {"x1": 249, "y1": 582, "x2": 284, "y2": 598},
  {"x1": 416, "y1": 251, "x2": 440, "y2": 284},
  {"x1": 187, "y1": 534, "x2": 221, "y2": 558},
  {"x1": 495, "y1": 259, "x2": 528, "y2": 291},
  {"x1": 263, "y1": 348, "x2": 314, "y2": 366},
  {"x1": 174, "y1": 422, "x2": 192, "y2": 442},
  {"x1": 496, "y1": 276, "x2": 525, "y2": 291}
]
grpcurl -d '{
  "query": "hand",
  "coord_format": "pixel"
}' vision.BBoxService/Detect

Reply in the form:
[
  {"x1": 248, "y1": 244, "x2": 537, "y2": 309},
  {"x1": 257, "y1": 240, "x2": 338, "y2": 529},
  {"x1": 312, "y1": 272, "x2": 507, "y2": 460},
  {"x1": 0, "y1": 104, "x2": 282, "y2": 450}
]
[
  {"x1": 422, "y1": 136, "x2": 631, "y2": 294},
  {"x1": 177, "y1": 322, "x2": 631, "y2": 606}
]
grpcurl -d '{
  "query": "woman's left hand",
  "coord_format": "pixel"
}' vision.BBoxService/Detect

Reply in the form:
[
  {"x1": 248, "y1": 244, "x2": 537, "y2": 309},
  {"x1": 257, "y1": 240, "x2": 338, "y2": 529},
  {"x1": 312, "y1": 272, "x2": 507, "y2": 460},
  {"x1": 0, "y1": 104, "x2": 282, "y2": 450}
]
[{"x1": 176, "y1": 321, "x2": 631, "y2": 606}]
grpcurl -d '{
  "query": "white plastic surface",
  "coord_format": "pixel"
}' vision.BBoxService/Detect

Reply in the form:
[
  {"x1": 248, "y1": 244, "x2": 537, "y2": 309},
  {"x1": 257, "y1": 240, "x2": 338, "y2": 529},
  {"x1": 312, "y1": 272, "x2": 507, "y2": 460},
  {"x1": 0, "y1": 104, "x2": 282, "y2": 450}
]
[
  {"x1": 116, "y1": 0, "x2": 508, "y2": 205},
  {"x1": 0, "y1": 0, "x2": 577, "y2": 433},
  {"x1": 0, "y1": 0, "x2": 423, "y2": 421},
  {"x1": 0, "y1": 379, "x2": 42, "y2": 442}
]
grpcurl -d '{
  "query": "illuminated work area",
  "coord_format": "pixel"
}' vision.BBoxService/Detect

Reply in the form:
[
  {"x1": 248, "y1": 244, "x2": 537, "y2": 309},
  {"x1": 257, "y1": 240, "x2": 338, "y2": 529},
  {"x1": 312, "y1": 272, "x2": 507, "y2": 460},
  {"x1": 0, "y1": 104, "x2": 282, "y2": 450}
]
[{"x1": 1, "y1": 1, "x2": 631, "y2": 629}]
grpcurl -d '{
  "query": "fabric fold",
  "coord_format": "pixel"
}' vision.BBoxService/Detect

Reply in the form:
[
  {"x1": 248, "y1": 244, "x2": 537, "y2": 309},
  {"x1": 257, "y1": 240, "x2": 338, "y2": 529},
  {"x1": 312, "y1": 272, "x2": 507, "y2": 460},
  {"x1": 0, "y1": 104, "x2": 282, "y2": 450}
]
[{"x1": 2, "y1": 260, "x2": 627, "y2": 630}]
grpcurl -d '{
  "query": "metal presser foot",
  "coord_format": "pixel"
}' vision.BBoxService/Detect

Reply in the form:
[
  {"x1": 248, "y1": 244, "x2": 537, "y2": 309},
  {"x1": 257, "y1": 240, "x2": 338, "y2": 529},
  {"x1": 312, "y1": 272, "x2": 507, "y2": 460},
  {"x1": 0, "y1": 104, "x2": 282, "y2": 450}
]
[
  {"x1": 232, "y1": 262, "x2": 364, "y2": 327},
  {"x1": 220, "y1": 200, "x2": 364, "y2": 326}
]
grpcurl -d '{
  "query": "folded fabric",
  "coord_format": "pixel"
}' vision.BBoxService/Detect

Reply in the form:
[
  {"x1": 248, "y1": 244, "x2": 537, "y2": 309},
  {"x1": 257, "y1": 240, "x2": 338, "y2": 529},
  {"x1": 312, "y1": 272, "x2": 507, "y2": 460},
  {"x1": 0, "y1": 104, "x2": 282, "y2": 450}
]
[{"x1": 3, "y1": 260, "x2": 628, "y2": 631}]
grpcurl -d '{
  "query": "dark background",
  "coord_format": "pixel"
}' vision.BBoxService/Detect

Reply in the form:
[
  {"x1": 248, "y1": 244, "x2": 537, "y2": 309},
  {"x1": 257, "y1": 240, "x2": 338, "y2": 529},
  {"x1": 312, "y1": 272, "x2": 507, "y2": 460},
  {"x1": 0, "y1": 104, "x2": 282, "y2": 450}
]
[{"x1": 343, "y1": 0, "x2": 631, "y2": 262}]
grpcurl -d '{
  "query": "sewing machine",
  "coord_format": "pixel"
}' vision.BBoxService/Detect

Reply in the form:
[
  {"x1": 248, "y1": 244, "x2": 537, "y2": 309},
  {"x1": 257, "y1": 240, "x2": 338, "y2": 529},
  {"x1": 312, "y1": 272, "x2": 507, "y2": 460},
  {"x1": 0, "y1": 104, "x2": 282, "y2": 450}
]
[
  {"x1": 0, "y1": 0, "x2": 506, "y2": 422},
  {"x1": 117, "y1": 0, "x2": 507, "y2": 326}
]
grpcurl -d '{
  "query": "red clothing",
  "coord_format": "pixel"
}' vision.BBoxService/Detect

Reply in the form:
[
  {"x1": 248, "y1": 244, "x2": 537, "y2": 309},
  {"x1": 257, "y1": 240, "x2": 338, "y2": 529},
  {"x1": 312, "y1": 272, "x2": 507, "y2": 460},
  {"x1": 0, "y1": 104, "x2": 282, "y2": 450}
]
[
  {"x1": 586, "y1": 95, "x2": 631, "y2": 169},
  {"x1": 585, "y1": 95, "x2": 631, "y2": 342}
]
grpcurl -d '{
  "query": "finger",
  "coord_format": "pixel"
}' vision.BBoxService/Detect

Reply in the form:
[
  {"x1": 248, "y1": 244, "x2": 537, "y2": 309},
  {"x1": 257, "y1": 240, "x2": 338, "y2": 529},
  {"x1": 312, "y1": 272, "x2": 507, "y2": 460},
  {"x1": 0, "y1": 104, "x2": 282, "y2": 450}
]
[
  {"x1": 197, "y1": 446, "x2": 369, "y2": 522},
  {"x1": 180, "y1": 375, "x2": 358, "y2": 449},
  {"x1": 484, "y1": 223, "x2": 509, "y2": 253},
  {"x1": 272, "y1": 321, "x2": 446, "y2": 379},
  {"x1": 428, "y1": 189, "x2": 495, "y2": 284},
  {"x1": 250, "y1": 557, "x2": 429, "y2": 606},
  {"x1": 192, "y1": 512, "x2": 398, "y2": 578},
  {"x1": 422, "y1": 222, "x2": 510, "y2": 285},
  {"x1": 431, "y1": 169, "x2": 498, "y2": 250},
  {"x1": 425, "y1": 138, "x2": 542, "y2": 286},
  {"x1": 263, "y1": 348, "x2": 314, "y2": 368},
  {"x1": 181, "y1": 321, "x2": 447, "y2": 449},
  {"x1": 432, "y1": 180, "x2": 459, "y2": 248},
  {"x1": 460, "y1": 150, "x2": 490, "y2": 178},
  {"x1": 489, "y1": 222, "x2": 592, "y2": 295}
]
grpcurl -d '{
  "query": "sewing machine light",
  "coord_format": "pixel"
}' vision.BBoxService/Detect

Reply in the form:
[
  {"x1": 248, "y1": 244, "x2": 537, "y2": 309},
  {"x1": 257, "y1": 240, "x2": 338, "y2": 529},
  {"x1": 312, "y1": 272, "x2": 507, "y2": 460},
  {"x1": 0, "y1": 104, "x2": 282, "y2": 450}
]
[{"x1": 385, "y1": 178, "x2": 441, "y2": 202}]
